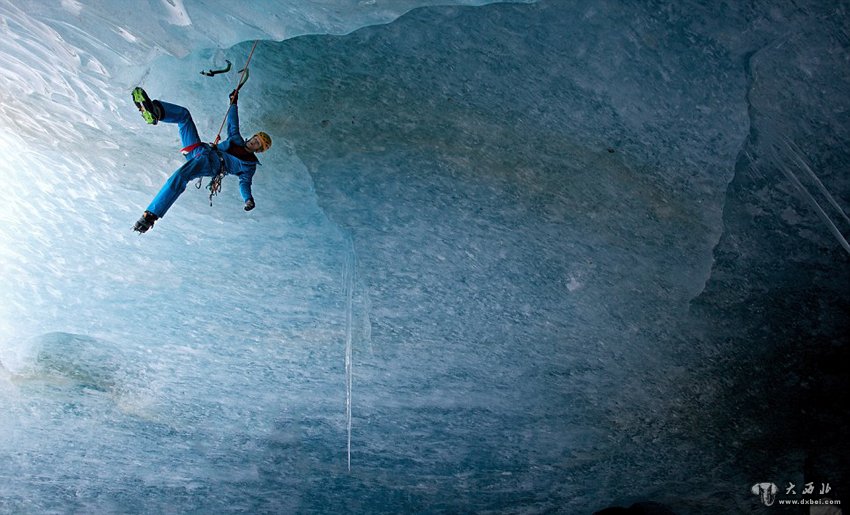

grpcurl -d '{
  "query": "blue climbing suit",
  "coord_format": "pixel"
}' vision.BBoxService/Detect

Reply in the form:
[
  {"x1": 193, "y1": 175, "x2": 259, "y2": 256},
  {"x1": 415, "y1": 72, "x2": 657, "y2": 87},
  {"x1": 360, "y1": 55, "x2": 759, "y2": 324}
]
[{"x1": 145, "y1": 101, "x2": 259, "y2": 218}]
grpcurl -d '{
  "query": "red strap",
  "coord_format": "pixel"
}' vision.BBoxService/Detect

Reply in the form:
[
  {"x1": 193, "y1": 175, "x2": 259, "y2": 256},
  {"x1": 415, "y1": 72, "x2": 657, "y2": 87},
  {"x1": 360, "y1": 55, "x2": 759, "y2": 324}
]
[{"x1": 181, "y1": 142, "x2": 203, "y2": 155}]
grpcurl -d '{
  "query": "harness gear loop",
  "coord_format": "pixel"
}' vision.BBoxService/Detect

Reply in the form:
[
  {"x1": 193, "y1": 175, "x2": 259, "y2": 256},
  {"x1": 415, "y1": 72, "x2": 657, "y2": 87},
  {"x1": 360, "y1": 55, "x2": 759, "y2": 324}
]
[{"x1": 207, "y1": 147, "x2": 227, "y2": 206}]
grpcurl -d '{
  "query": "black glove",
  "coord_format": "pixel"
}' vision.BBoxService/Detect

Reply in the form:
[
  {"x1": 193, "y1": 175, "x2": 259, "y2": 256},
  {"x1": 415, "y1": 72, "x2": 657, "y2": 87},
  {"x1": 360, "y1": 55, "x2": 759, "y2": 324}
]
[
  {"x1": 229, "y1": 89, "x2": 239, "y2": 104},
  {"x1": 244, "y1": 198, "x2": 255, "y2": 211}
]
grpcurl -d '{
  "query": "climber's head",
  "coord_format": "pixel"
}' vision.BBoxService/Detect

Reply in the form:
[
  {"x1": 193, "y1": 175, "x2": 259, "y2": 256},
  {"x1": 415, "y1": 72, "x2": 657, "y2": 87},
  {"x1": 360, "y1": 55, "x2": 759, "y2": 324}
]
[{"x1": 246, "y1": 132, "x2": 272, "y2": 153}]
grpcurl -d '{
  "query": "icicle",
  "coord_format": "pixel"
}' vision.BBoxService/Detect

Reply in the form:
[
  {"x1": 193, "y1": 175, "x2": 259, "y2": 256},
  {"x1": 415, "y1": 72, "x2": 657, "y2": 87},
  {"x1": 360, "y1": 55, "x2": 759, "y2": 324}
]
[
  {"x1": 343, "y1": 236, "x2": 357, "y2": 472},
  {"x1": 769, "y1": 139, "x2": 850, "y2": 256}
]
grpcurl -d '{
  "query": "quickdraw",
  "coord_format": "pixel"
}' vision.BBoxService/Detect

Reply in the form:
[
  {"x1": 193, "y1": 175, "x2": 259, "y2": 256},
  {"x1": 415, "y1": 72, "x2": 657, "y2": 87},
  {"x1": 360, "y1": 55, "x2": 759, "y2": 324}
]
[
  {"x1": 207, "y1": 172, "x2": 225, "y2": 205},
  {"x1": 207, "y1": 148, "x2": 227, "y2": 206}
]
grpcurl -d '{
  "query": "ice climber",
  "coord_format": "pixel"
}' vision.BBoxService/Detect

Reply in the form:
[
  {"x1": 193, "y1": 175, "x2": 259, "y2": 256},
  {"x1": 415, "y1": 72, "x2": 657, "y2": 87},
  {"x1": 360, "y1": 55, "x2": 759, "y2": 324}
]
[{"x1": 131, "y1": 87, "x2": 272, "y2": 233}]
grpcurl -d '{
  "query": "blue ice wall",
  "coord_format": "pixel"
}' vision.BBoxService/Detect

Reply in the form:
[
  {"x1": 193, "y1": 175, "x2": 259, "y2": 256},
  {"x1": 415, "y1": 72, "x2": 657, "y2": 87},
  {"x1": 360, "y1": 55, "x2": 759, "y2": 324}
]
[{"x1": 1, "y1": 1, "x2": 848, "y2": 514}]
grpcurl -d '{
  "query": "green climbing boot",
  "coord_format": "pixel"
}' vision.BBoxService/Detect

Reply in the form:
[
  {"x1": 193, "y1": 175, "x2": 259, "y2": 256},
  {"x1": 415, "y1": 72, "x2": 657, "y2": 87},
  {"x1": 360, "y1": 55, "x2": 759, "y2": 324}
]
[{"x1": 132, "y1": 87, "x2": 163, "y2": 125}]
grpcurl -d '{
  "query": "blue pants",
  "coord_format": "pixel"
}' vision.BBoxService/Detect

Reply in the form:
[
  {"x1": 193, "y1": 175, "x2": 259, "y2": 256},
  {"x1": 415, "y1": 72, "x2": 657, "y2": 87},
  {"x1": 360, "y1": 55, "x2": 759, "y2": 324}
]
[{"x1": 145, "y1": 101, "x2": 220, "y2": 217}]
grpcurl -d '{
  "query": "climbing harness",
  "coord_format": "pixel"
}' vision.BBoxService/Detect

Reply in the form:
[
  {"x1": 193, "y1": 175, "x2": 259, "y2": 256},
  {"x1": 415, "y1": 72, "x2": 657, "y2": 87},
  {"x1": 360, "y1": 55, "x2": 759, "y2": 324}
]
[
  {"x1": 200, "y1": 59, "x2": 232, "y2": 77},
  {"x1": 182, "y1": 142, "x2": 203, "y2": 156},
  {"x1": 189, "y1": 143, "x2": 226, "y2": 206},
  {"x1": 191, "y1": 40, "x2": 260, "y2": 204}
]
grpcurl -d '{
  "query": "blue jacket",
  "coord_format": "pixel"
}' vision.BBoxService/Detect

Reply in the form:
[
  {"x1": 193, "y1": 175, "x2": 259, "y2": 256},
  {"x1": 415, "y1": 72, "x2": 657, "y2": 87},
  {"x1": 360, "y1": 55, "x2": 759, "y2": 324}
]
[{"x1": 214, "y1": 104, "x2": 260, "y2": 201}]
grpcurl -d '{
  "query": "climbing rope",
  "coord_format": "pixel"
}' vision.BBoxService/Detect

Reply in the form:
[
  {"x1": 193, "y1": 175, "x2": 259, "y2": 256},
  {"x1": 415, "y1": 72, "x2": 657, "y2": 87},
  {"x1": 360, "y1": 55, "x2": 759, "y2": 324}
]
[
  {"x1": 194, "y1": 40, "x2": 260, "y2": 203},
  {"x1": 213, "y1": 40, "x2": 259, "y2": 145}
]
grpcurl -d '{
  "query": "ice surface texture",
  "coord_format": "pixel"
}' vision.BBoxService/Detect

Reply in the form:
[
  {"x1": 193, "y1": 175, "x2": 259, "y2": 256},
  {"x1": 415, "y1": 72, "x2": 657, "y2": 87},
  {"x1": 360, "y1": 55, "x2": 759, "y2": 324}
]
[{"x1": 1, "y1": 0, "x2": 848, "y2": 513}]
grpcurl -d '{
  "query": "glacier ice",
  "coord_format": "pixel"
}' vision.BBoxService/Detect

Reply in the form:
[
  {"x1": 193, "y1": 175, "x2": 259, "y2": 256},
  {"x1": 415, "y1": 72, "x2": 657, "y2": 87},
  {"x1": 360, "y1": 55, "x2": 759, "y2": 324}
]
[{"x1": 1, "y1": 0, "x2": 848, "y2": 513}]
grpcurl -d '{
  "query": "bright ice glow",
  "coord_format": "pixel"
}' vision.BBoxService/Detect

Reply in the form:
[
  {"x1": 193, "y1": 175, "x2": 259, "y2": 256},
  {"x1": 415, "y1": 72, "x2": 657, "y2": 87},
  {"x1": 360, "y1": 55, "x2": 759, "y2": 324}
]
[{"x1": 1, "y1": 1, "x2": 848, "y2": 513}]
